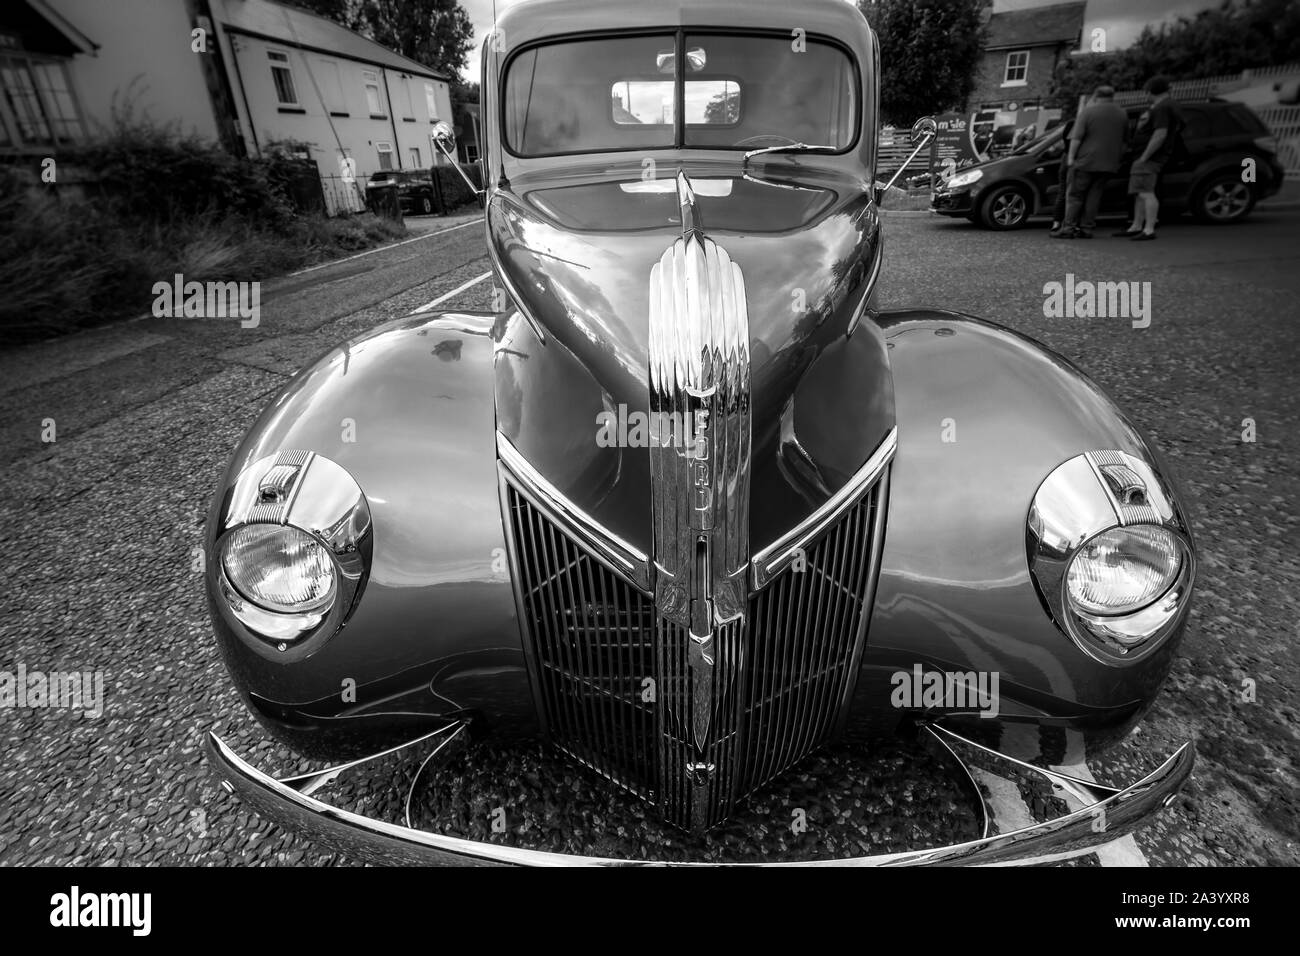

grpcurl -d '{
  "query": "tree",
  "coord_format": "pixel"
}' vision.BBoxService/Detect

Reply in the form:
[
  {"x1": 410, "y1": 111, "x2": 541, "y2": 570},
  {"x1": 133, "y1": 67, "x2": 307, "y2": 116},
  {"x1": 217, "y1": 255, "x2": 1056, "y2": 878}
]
[
  {"x1": 287, "y1": 0, "x2": 474, "y2": 80},
  {"x1": 703, "y1": 87, "x2": 740, "y2": 125},
  {"x1": 859, "y1": 0, "x2": 987, "y2": 126},
  {"x1": 1051, "y1": 0, "x2": 1300, "y2": 106},
  {"x1": 358, "y1": 0, "x2": 475, "y2": 80}
]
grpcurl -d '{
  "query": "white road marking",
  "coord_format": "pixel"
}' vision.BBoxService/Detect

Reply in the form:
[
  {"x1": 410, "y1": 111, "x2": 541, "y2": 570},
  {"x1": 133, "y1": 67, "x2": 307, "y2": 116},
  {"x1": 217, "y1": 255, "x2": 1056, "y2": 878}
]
[
  {"x1": 286, "y1": 218, "x2": 483, "y2": 277},
  {"x1": 413, "y1": 271, "x2": 493, "y2": 313}
]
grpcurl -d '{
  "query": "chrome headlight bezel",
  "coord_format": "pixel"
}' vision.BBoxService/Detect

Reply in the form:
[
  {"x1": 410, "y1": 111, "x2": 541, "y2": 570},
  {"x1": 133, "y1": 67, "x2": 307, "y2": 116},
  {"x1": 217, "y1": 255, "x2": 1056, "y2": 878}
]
[
  {"x1": 211, "y1": 451, "x2": 372, "y2": 659},
  {"x1": 1027, "y1": 450, "x2": 1195, "y2": 666}
]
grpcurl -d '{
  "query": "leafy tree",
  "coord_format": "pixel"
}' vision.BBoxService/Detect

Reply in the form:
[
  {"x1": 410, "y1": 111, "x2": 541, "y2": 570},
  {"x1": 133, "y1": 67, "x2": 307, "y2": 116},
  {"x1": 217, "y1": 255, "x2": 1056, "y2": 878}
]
[
  {"x1": 1052, "y1": 0, "x2": 1300, "y2": 106},
  {"x1": 358, "y1": 0, "x2": 474, "y2": 80},
  {"x1": 859, "y1": 0, "x2": 987, "y2": 125},
  {"x1": 703, "y1": 88, "x2": 740, "y2": 125},
  {"x1": 287, "y1": 0, "x2": 474, "y2": 80}
]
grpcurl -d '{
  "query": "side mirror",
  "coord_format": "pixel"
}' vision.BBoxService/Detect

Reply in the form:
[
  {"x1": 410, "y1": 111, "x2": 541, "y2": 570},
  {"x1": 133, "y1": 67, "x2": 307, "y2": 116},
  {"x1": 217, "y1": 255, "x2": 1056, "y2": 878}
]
[
  {"x1": 910, "y1": 116, "x2": 937, "y2": 141},
  {"x1": 430, "y1": 121, "x2": 485, "y2": 199},
  {"x1": 431, "y1": 120, "x2": 457, "y2": 156}
]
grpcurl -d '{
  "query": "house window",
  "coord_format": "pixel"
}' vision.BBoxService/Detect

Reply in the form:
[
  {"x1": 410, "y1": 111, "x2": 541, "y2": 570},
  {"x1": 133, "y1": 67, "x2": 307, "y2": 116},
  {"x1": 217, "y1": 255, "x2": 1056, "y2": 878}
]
[
  {"x1": 375, "y1": 141, "x2": 394, "y2": 170},
  {"x1": 409, "y1": 146, "x2": 420, "y2": 167},
  {"x1": 316, "y1": 58, "x2": 346, "y2": 113},
  {"x1": 363, "y1": 70, "x2": 384, "y2": 116},
  {"x1": 268, "y1": 50, "x2": 298, "y2": 106},
  {"x1": 402, "y1": 77, "x2": 416, "y2": 119},
  {"x1": 0, "y1": 56, "x2": 85, "y2": 145},
  {"x1": 1002, "y1": 50, "x2": 1029, "y2": 86},
  {"x1": 425, "y1": 82, "x2": 438, "y2": 121}
]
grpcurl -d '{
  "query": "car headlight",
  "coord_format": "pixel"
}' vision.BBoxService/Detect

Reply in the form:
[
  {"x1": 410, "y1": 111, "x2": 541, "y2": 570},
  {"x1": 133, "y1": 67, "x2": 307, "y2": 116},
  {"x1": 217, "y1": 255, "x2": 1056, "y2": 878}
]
[
  {"x1": 210, "y1": 451, "x2": 372, "y2": 655},
  {"x1": 1066, "y1": 525, "x2": 1180, "y2": 615},
  {"x1": 1028, "y1": 451, "x2": 1195, "y2": 664},
  {"x1": 946, "y1": 168, "x2": 983, "y2": 189},
  {"x1": 221, "y1": 524, "x2": 336, "y2": 613}
]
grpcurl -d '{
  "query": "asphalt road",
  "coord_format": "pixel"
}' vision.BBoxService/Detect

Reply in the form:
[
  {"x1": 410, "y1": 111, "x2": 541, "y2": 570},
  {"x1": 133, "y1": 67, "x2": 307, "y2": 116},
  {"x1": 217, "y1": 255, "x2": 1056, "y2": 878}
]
[{"x1": 1, "y1": 205, "x2": 1296, "y2": 866}]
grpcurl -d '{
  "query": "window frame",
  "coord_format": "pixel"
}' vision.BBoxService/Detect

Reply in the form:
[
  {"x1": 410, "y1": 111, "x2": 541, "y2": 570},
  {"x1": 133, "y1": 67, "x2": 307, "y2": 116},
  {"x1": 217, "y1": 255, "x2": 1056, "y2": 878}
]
[
  {"x1": 424, "y1": 81, "x2": 439, "y2": 121},
  {"x1": 362, "y1": 69, "x2": 385, "y2": 117},
  {"x1": 267, "y1": 48, "x2": 300, "y2": 106},
  {"x1": 499, "y1": 28, "x2": 861, "y2": 160},
  {"x1": 0, "y1": 53, "x2": 87, "y2": 148},
  {"x1": 610, "y1": 75, "x2": 744, "y2": 128},
  {"x1": 1002, "y1": 50, "x2": 1030, "y2": 87},
  {"x1": 375, "y1": 140, "x2": 395, "y2": 170}
]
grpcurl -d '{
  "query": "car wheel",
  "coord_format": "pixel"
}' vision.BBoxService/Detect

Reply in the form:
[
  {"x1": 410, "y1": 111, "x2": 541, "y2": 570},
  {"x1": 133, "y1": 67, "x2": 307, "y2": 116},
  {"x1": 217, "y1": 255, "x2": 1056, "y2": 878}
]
[
  {"x1": 1192, "y1": 173, "x2": 1255, "y2": 224},
  {"x1": 421, "y1": 196, "x2": 434, "y2": 215},
  {"x1": 978, "y1": 185, "x2": 1031, "y2": 230}
]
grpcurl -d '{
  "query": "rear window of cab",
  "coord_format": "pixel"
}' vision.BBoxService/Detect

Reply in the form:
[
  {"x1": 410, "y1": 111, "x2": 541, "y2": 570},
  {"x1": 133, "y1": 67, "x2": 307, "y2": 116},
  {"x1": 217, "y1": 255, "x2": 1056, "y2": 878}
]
[{"x1": 503, "y1": 33, "x2": 859, "y2": 157}]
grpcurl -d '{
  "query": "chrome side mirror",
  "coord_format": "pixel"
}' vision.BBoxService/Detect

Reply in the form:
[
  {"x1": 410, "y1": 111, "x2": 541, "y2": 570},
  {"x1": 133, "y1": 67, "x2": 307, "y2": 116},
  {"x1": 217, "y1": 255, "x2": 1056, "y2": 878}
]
[
  {"x1": 431, "y1": 120, "x2": 457, "y2": 156},
  {"x1": 878, "y1": 116, "x2": 937, "y2": 201},
  {"x1": 430, "y1": 121, "x2": 485, "y2": 199}
]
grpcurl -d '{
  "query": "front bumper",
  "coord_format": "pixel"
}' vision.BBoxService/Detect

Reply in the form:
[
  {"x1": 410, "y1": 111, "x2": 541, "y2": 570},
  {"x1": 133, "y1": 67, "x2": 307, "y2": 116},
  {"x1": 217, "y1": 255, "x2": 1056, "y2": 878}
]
[
  {"x1": 930, "y1": 189, "x2": 975, "y2": 216},
  {"x1": 206, "y1": 723, "x2": 1193, "y2": 866}
]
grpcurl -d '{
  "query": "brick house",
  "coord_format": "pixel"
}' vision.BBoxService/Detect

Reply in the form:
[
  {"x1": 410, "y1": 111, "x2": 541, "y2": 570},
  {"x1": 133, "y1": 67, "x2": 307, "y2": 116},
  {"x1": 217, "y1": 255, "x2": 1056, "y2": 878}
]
[{"x1": 970, "y1": 1, "x2": 1086, "y2": 110}]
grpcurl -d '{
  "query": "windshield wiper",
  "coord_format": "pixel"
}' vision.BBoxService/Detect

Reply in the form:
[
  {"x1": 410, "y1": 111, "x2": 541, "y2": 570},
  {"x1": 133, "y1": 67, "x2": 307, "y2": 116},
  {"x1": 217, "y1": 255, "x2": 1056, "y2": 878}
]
[{"x1": 742, "y1": 143, "x2": 837, "y2": 167}]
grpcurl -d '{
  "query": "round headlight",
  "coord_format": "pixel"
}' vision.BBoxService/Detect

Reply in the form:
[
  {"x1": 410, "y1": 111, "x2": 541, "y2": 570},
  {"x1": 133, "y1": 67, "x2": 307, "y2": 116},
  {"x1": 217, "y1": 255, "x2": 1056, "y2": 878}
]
[
  {"x1": 221, "y1": 524, "x2": 336, "y2": 613},
  {"x1": 1066, "y1": 525, "x2": 1180, "y2": 616}
]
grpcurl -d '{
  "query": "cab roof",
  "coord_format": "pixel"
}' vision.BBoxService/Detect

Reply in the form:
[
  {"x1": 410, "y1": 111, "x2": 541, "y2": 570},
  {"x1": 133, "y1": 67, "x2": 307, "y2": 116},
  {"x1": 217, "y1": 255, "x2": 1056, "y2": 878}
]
[{"x1": 491, "y1": 0, "x2": 873, "y2": 65}]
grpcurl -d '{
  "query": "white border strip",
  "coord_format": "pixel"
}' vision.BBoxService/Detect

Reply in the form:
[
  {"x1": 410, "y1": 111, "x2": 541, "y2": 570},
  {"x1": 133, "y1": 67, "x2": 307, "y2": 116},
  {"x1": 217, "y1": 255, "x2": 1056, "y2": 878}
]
[
  {"x1": 414, "y1": 271, "x2": 493, "y2": 313},
  {"x1": 287, "y1": 218, "x2": 483, "y2": 277}
]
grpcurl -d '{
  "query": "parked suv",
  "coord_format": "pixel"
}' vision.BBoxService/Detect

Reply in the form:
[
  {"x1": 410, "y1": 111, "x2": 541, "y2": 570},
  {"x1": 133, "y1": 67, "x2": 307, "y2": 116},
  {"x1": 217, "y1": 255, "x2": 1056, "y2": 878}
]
[
  {"x1": 931, "y1": 101, "x2": 1284, "y2": 229},
  {"x1": 367, "y1": 169, "x2": 442, "y2": 215}
]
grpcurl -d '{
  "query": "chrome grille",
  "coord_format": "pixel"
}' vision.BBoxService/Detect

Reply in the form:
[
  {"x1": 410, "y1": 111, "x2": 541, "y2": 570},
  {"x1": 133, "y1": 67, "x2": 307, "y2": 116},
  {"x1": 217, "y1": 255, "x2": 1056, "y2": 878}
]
[
  {"x1": 504, "y1": 465, "x2": 887, "y2": 830},
  {"x1": 504, "y1": 483, "x2": 657, "y2": 797}
]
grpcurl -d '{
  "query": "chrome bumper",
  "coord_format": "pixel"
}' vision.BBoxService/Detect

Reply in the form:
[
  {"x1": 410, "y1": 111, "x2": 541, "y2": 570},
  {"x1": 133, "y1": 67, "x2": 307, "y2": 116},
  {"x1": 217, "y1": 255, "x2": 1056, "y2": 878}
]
[{"x1": 205, "y1": 724, "x2": 1193, "y2": 866}]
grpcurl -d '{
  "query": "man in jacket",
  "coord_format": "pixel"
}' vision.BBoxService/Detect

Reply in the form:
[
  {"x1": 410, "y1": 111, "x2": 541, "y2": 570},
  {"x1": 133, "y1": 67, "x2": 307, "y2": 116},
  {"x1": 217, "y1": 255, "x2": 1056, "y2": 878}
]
[{"x1": 1051, "y1": 86, "x2": 1128, "y2": 239}]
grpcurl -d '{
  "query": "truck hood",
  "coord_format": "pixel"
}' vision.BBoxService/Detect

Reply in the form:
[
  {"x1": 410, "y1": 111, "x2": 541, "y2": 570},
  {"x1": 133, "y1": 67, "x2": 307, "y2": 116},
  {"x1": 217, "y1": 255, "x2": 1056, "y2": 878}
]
[{"x1": 490, "y1": 158, "x2": 895, "y2": 558}]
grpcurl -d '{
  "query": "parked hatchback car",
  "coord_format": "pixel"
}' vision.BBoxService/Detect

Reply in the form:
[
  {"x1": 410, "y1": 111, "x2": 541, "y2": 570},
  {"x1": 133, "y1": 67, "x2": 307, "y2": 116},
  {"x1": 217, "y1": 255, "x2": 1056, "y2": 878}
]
[
  {"x1": 367, "y1": 168, "x2": 442, "y2": 215},
  {"x1": 205, "y1": 0, "x2": 1196, "y2": 865},
  {"x1": 932, "y1": 101, "x2": 1284, "y2": 229}
]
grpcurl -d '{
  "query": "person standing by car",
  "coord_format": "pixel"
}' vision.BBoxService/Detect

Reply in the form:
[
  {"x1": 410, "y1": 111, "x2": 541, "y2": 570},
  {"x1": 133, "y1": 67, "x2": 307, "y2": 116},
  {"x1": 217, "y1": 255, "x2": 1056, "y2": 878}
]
[
  {"x1": 1116, "y1": 76, "x2": 1183, "y2": 241},
  {"x1": 1051, "y1": 86, "x2": 1127, "y2": 239},
  {"x1": 1048, "y1": 106, "x2": 1077, "y2": 233}
]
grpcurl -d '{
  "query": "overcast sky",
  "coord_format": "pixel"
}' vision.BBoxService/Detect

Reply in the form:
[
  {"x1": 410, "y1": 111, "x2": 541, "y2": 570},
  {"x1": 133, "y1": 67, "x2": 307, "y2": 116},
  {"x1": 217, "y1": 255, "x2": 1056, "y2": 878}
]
[{"x1": 457, "y1": 0, "x2": 1223, "y2": 82}]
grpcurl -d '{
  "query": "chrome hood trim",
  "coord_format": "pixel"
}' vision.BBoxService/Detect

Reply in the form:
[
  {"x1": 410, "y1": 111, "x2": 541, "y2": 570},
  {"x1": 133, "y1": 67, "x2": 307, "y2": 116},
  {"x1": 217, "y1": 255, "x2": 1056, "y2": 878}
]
[
  {"x1": 647, "y1": 171, "x2": 753, "y2": 795},
  {"x1": 498, "y1": 432, "x2": 651, "y2": 591},
  {"x1": 753, "y1": 425, "x2": 896, "y2": 589},
  {"x1": 206, "y1": 724, "x2": 1194, "y2": 866}
]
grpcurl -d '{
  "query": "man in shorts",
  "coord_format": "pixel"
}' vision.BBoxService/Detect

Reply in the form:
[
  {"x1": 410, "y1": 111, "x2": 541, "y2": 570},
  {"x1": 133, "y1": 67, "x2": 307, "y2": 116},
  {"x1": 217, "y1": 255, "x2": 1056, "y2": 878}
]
[
  {"x1": 1051, "y1": 85, "x2": 1127, "y2": 239},
  {"x1": 1116, "y1": 76, "x2": 1182, "y2": 241}
]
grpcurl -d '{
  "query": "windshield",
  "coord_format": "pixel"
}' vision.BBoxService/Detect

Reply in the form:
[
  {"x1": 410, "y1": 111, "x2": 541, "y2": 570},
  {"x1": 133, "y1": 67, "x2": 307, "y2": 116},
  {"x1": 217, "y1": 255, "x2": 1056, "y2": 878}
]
[
  {"x1": 1011, "y1": 124, "x2": 1064, "y2": 156},
  {"x1": 504, "y1": 33, "x2": 858, "y2": 157}
]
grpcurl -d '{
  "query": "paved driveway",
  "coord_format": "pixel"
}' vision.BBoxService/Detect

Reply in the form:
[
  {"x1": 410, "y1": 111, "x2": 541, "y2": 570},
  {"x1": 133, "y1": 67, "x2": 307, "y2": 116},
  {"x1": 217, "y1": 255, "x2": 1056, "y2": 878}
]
[{"x1": 1, "y1": 207, "x2": 1296, "y2": 865}]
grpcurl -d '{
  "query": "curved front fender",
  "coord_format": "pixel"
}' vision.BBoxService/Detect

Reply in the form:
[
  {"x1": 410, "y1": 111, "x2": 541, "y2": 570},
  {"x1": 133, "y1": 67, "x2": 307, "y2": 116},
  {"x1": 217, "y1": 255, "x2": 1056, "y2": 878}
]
[
  {"x1": 853, "y1": 310, "x2": 1191, "y2": 761},
  {"x1": 205, "y1": 311, "x2": 538, "y2": 756}
]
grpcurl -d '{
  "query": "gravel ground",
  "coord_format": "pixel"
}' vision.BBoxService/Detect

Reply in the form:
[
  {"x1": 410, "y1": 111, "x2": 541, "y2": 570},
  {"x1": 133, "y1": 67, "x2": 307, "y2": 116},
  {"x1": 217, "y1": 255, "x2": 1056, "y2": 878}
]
[{"x1": 1, "y1": 206, "x2": 1296, "y2": 866}]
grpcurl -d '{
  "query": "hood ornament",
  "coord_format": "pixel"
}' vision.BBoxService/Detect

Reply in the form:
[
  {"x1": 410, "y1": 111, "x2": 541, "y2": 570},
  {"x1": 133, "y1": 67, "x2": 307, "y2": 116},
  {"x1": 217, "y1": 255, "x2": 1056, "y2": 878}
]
[{"x1": 648, "y1": 171, "x2": 752, "y2": 823}]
